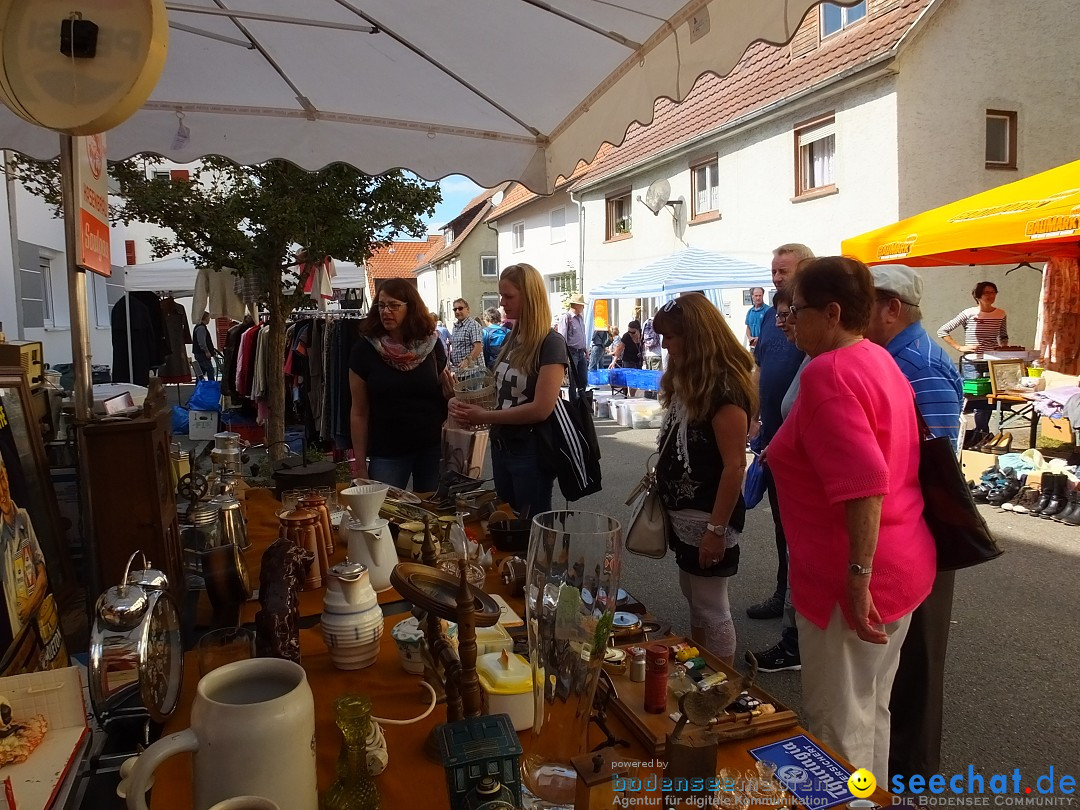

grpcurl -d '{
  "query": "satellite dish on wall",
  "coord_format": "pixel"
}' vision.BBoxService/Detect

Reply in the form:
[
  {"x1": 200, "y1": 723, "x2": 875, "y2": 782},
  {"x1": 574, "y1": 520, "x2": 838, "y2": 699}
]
[
  {"x1": 490, "y1": 189, "x2": 505, "y2": 206},
  {"x1": 643, "y1": 179, "x2": 671, "y2": 215}
]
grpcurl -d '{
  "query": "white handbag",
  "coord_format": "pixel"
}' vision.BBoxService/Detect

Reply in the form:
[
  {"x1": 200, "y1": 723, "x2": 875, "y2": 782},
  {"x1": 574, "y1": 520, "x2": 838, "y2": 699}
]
[{"x1": 623, "y1": 430, "x2": 674, "y2": 559}]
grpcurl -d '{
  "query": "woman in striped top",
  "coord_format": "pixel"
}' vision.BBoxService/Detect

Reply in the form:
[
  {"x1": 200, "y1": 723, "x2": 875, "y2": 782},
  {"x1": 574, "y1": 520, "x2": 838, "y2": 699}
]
[{"x1": 937, "y1": 281, "x2": 1007, "y2": 434}]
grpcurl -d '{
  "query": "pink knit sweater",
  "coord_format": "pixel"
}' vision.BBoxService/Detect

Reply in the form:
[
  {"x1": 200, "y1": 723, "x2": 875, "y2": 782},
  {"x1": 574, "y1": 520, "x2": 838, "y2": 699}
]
[{"x1": 768, "y1": 340, "x2": 936, "y2": 630}]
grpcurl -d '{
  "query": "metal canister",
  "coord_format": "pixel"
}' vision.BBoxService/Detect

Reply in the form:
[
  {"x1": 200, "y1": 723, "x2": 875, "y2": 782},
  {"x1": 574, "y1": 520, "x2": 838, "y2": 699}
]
[{"x1": 644, "y1": 643, "x2": 669, "y2": 714}]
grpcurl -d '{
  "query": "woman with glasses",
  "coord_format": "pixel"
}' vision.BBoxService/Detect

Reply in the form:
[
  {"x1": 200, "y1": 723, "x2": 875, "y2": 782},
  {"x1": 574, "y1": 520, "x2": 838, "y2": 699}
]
[
  {"x1": 609, "y1": 319, "x2": 644, "y2": 396},
  {"x1": 765, "y1": 256, "x2": 935, "y2": 779},
  {"x1": 349, "y1": 279, "x2": 451, "y2": 492},
  {"x1": 448, "y1": 263, "x2": 567, "y2": 516},
  {"x1": 651, "y1": 294, "x2": 757, "y2": 665}
]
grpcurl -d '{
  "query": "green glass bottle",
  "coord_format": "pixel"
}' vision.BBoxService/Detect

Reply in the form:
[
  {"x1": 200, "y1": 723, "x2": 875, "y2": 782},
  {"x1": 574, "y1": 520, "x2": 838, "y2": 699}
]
[{"x1": 321, "y1": 694, "x2": 380, "y2": 810}]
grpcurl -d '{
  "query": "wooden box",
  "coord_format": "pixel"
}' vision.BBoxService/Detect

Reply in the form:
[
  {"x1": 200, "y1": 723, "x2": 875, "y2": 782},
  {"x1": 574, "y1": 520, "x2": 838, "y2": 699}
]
[{"x1": 599, "y1": 637, "x2": 798, "y2": 756}]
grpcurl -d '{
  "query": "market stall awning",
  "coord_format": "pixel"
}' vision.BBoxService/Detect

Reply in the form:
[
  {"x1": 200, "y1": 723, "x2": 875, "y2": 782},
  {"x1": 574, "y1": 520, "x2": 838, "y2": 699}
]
[
  {"x1": 842, "y1": 159, "x2": 1080, "y2": 267},
  {"x1": 588, "y1": 247, "x2": 772, "y2": 298}
]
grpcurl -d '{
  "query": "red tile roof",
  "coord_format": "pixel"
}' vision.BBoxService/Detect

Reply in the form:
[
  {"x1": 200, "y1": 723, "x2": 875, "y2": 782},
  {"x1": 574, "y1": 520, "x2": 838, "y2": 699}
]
[
  {"x1": 365, "y1": 234, "x2": 443, "y2": 297},
  {"x1": 424, "y1": 183, "x2": 510, "y2": 267},
  {"x1": 485, "y1": 160, "x2": 597, "y2": 222},
  {"x1": 571, "y1": 0, "x2": 933, "y2": 190}
]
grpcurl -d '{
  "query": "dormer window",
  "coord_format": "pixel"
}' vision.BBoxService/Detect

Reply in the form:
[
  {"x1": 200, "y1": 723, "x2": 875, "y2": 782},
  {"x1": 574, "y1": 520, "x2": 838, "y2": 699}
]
[
  {"x1": 821, "y1": 1, "x2": 865, "y2": 38},
  {"x1": 444, "y1": 228, "x2": 453, "y2": 246}
]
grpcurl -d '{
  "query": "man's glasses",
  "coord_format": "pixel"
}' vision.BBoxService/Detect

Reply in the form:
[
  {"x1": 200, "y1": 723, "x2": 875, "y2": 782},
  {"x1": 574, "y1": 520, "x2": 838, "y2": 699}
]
[
  {"x1": 376, "y1": 302, "x2": 404, "y2": 312},
  {"x1": 787, "y1": 303, "x2": 826, "y2": 319},
  {"x1": 453, "y1": 306, "x2": 465, "y2": 312}
]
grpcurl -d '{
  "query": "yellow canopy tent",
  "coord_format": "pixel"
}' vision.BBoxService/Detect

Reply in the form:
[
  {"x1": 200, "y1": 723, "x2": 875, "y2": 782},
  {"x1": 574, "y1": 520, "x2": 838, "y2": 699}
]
[{"x1": 842, "y1": 159, "x2": 1080, "y2": 266}]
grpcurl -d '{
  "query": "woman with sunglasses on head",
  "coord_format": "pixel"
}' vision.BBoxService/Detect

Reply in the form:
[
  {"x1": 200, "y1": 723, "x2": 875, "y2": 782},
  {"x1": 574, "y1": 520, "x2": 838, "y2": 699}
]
[
  {"x1": 448, "y1": 264, "x2": 567, "y2": 517},
  {"x1": 610, "y1": 320, "x2": 644, "y2": 396},
  {"x1": 766, "y1": 256, "x2": 935, "y2": 779},
  {"x1": 651, "y1": 294, "x2": 757, "y2": 665},
  {"x1": 349, "y1": 279, "x2": 452, "y2": 492}
]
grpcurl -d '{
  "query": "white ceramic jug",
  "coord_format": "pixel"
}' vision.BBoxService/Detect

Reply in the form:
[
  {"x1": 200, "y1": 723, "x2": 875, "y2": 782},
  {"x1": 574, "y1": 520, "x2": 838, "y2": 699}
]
[
  {"x1": 321, "y1": 561, "x2": 383, "y2": 670},
  {"x1": 343, "y1": 518, "x2": 396, "y2": 592},
  {"x1": 125, "y1": 658, "x2": 317, "y2": 810}
]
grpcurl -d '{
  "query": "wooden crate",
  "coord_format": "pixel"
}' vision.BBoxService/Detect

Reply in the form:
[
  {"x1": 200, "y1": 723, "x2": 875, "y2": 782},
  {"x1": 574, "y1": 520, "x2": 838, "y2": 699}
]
[{"x1": 599, "y1": 636, "x2": 799, "y2": 756}]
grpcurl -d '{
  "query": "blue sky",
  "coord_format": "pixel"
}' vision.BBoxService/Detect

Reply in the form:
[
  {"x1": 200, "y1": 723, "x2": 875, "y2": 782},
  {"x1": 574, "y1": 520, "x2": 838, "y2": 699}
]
[{"x1": 419, "y1": 175, "x2": 484, "y2": 234}]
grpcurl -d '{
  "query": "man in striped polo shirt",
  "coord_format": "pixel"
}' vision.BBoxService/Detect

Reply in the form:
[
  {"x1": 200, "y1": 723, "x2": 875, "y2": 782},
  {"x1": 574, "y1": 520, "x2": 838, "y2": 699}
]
[{"x1": 867, "y1": 264, "x2": 963, "y2": 783}]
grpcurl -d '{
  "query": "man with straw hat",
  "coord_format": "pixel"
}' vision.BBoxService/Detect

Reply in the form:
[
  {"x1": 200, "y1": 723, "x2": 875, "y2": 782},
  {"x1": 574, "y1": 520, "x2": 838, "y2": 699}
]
[{"x1": 557, "y1": 293, "x2": 589, "y2": 403}]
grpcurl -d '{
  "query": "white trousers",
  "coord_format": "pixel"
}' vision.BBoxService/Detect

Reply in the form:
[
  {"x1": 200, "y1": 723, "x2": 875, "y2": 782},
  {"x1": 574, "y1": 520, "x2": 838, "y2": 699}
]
[{"x1": 796, "y1": 604, "x2": 912, "y2": 781}]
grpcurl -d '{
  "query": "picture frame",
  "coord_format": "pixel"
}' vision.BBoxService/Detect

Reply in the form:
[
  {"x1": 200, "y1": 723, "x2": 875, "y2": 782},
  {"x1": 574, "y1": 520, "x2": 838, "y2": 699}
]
[{"x1": 988, "y1": 358, "x2": 1026, "y2": 395}]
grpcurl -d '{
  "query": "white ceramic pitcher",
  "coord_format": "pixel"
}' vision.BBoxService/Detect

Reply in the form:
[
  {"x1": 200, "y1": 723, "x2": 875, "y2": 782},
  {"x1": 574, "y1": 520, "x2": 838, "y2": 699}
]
[
  {"x1": 343, "y1": 518, "x2": 396, "y2": 592},
  {"x1": 125, "y1": 658, "x2": 317, "y2": 810}
]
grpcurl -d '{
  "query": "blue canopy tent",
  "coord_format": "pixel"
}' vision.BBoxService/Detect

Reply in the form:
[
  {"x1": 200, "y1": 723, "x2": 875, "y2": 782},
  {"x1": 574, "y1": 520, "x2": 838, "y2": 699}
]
[{"x1": 587, "y1": 246, "x2": 773, "y2": 300}]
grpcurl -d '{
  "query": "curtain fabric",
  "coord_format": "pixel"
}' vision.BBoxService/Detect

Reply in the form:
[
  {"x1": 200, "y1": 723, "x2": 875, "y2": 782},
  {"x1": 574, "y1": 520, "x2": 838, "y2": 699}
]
[{"x1": 1036, "y1": 257, "x2": 1080, "y2": 375}]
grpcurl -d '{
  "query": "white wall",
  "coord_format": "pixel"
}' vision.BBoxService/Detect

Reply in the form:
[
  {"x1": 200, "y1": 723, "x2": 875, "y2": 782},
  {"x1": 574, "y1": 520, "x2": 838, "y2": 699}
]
[
  {"x1": 416, "y1": 266, "x2": 438, "y2": 316},
  {"x1": 577, "y1": 75, "x2": 902, "y2": 336},
  {"x1": 892, "y1": 0, "x2": 1078, "y2": 349},
  {"x1": 492, "y1": 190, "x2": 580, "y2": 316}
]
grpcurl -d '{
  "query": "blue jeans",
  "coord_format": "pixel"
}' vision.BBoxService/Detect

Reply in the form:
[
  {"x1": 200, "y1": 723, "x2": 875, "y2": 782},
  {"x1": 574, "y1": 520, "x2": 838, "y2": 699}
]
[
  {"x1": 491, "y1": 430, "x2": 555, "y2": 518},
  {"x1": 368, "y1": 445, "x2": 441, "y2": 493}
]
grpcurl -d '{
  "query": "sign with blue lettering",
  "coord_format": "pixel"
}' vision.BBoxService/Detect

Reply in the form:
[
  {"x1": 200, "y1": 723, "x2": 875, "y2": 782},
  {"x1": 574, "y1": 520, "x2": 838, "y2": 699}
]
[{"x1": 750, "y1": 735, "x2": 854, "y2": 809}]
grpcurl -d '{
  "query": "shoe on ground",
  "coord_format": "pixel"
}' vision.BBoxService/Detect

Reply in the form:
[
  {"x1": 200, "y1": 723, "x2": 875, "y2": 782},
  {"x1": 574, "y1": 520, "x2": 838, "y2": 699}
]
[
  {"x1": 746, "y1": 595, "x2": 784, "y2": 620},
  {"x1": 753, "y1": 642, "x2": 802, "y2": 672}
]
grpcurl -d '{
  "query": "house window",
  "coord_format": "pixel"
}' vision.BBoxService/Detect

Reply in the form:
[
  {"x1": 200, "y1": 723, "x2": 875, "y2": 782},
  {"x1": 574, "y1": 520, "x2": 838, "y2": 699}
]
[
  {"x1": 605, "y1": 192, "x2": 632, "y2": 239},
  {"x1": 444, "y1": 228, "x2": 453, "y2": 247},
  {"x1": 795, "y1": 117, "x2": 836, "y2": 196},
  {"x1": 481, "y1": 255, "x2": 498, "y2": 277},
  {"x1": 481, "y1": 294, "x2": 500, "y2": 313},
  {"x1": 547, "y1": 273, "x2": 576, "y2": 295},
  {"x1": 821, "y1": 1, "x2": 866, "y2": 37},
  {"x1": 512, "y1": 222, "x2": 525, "y2": 252},
  {"x1": 985, "y1": 110, "x2": 1017, "y2": 169},
  {"x1": 550, "y1": 207, "x2": 566, "y2": 243},
  {"x1": 151, "y1": 170, "x2": 171, "y2": 181},
  {"x1": 692, "y1": 159, "x2": 720, "y2": 218},
  {"x1": 20, "y1": 257, "x2": 54, "y2": 328}
]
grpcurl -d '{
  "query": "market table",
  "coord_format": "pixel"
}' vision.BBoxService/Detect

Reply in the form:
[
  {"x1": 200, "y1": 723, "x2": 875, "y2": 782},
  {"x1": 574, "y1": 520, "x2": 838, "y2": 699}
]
[{"x1": 153, "y1": 488, "x2": 892, "y2": 809}]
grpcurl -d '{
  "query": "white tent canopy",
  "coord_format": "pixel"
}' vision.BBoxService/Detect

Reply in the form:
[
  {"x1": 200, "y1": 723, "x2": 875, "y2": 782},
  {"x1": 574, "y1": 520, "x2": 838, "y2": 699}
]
[
  {"x1": 123, "y1": 255, "x2": 367, "y2": 293},
  {"x1": 588, "y1": 247, "x2": 772, "y2": 298},
  {"x1": 0, "y1": 1, "x2": 837, "y2": 195}
]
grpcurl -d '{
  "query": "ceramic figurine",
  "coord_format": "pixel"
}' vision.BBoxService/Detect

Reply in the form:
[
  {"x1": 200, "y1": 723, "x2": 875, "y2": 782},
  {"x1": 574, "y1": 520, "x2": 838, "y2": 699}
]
[{"x1": 255, "y1": 536, "x2": 314, "y2": 662}]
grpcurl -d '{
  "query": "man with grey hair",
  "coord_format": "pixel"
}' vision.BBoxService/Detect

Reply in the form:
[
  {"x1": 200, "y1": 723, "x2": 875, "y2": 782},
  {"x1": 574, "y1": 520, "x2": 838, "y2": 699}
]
[
  {"x1": 866, "y1": 264, "x2": 962, "y2": 780},
  {"x1": 746, "y1": 243, "x2": 813, "y2": 673}
]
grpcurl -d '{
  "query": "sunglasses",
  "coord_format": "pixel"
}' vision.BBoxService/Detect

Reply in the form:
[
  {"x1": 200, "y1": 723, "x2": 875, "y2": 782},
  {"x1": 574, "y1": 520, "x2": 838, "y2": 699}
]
[{"x1": 453, "y1": 306, "x2": 466, "y2": 312}]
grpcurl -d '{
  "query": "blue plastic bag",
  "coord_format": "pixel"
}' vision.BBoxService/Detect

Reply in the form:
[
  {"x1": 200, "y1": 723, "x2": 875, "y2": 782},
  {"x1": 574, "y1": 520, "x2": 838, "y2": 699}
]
[
  {"x1": 188, "y1": 380, "x2": 222, "y2": 412},
  {"x1": 171, "y1": 405, "x2": 190, "y2": 434},
  {"x1": 743, "y1": 454, "x2": 766, "y2": 508}
]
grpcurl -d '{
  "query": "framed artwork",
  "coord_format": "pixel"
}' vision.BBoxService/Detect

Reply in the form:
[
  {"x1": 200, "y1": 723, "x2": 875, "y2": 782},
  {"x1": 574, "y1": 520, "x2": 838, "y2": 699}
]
[
  {"x1": 988, "y1": 359, "x2": 1026, "y2": 395},
  {"x1": 0, "y1": 367, "x2": 71, "y2": 674}
]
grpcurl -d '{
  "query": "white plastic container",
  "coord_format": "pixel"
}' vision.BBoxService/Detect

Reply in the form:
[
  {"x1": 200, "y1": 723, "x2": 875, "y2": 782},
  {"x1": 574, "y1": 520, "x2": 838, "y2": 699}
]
[
  {"x1": 476, "y1": 650, "x2": 535, "y2": 731},
  {"x1": 630, "y1": 404, "x2": 661, "y2": 429},
  {"x1": 474, "y1": 622, "x2": 514, "y2": 657}
]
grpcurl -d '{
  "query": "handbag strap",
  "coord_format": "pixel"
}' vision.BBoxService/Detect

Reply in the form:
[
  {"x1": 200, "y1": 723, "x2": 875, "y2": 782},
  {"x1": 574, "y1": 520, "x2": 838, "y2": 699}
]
[{"x1": 911, "y1": 397, "x2": 936, "y2": 441}]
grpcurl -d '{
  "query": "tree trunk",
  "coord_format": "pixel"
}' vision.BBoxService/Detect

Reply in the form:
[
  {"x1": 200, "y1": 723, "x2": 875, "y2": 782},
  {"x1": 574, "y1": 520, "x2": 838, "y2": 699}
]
[{"x1": 267, "y1": 268, "x2": 288, "y2": 462}]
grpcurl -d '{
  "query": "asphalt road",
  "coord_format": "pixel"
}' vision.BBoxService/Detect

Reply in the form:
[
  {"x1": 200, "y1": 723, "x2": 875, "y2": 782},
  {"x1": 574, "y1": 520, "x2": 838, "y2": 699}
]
[{"x1": 566, "y1": 418, "x2": 1080, "y2": 783}]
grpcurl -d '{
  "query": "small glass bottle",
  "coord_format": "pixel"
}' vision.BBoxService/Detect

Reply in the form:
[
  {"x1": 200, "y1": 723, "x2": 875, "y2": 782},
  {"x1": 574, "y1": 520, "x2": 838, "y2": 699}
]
[{"x1": 321, "y1": 694, "x2": 380, "y2": 810}]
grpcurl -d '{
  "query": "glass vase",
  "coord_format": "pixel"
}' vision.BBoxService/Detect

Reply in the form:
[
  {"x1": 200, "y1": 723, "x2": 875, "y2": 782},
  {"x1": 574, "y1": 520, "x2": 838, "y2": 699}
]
[
  {"x1": 321, "y1": 694, "x2": 380, "y2": 810},
  {"x1": 522, "y1": 510, "x2": 622, "y2": 806}
]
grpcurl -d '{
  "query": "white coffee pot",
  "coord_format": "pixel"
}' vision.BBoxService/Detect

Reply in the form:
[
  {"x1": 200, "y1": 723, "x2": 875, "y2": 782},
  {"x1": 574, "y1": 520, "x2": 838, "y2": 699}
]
[{"x1": 341, "y1": 518, "x2": 396, "y2": 592}]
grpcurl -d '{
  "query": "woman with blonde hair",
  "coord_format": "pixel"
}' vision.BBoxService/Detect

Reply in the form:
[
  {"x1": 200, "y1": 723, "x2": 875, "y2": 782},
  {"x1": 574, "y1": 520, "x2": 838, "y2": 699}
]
[
  {"x1": 651, "y1": 293, "x2": 758, "y2": 663},
  {"x1": 449, "y1": 263, "x2": 567, "y2": 515}
]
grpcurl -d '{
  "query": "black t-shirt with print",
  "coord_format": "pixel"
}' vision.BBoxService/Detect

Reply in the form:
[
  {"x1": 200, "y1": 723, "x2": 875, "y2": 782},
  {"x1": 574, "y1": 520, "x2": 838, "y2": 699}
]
[
  {"x1": 619, "y1": 334, "x2": 643, "y2": 368},
  {"x1": 349, "y1": 339, "x2": 447, "y2": 457},
  {"x1": 491, "y1": 331, "x2": 567, "y2": 441}
]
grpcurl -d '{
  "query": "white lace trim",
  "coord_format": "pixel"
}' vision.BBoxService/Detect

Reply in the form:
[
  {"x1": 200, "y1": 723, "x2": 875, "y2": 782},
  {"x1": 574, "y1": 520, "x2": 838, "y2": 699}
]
[{"x1": 669, "y1": 508, "x2": 739, "y2": 549}]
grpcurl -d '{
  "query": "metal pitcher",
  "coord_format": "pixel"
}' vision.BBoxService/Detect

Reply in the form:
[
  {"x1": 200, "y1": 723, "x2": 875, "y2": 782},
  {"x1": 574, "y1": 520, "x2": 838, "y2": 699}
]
[{"x1": 213, "y1": 493, "x2": 249, "y2": 550}]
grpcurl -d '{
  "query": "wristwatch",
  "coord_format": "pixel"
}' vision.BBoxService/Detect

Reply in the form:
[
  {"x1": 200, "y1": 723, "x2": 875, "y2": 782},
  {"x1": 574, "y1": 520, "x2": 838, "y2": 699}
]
[
  {"x1": 705, "y1": 523, "x2": 727, "y2": 537},
  {"x1": 848, "y1": 562, "x2": 873, "y2": 576}
]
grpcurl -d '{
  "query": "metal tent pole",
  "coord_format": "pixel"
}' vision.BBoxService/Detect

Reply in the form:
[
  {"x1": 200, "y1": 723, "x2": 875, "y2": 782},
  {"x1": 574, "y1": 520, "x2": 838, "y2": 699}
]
[{"x1": 59, "y1": 134, "x2": 92, "y2": 421}]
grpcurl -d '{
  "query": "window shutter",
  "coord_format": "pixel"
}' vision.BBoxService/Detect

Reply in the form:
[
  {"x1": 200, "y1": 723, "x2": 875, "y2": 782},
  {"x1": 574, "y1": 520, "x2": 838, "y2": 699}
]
[
  {"x1": 798, "y1": 120, "x2": 836, "y2": 146},
  {"x1": 170, "y1": 169, "x2": 190, "y2": 181},
  {"x1": 125, "y1": 240, "x2": 136, "y2": 265}
]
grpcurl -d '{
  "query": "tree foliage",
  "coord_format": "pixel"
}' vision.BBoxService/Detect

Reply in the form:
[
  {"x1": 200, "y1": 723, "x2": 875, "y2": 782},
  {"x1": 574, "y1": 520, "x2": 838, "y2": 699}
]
[{"x1": 8, "y1": 154, "x2": 441, "y2": 457}]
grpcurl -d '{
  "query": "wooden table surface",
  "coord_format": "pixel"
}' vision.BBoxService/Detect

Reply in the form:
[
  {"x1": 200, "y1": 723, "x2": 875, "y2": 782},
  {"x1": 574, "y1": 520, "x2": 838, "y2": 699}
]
[{"x1": 151, "y1": 488, "x2": 892, "y2": 809}]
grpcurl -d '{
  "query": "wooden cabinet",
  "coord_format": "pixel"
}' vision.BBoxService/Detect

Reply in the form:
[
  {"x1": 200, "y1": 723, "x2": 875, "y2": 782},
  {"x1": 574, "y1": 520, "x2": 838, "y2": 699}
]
[{"x1": 81, "y1": 411, "x2": 184, "y2": 602}]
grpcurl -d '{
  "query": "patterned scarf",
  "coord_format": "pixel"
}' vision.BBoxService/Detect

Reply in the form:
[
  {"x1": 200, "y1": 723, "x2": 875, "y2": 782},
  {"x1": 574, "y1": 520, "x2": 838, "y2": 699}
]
[{"x1": 366, "y1": 333, "x2": 438, "y2": 371}]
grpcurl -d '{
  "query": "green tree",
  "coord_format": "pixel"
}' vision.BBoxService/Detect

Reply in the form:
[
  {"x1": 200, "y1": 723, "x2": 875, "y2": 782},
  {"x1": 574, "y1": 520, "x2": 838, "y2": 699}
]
[{"x1": 9, "y1": 154, "x2": 441, "y2": 458}]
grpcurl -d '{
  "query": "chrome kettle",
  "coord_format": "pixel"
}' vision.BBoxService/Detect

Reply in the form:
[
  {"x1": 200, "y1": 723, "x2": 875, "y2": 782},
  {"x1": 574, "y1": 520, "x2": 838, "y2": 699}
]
[{"x1": 212, "y1": 492, "x2": 249, "y2": 550}]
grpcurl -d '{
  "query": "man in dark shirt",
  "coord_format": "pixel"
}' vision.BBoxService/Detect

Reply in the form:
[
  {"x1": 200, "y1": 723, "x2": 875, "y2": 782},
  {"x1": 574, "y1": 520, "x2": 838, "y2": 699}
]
[
  {"x1": 192, "y1": 312, "x2": 222, "y2": 381},
  {"x1": 746, "y1": 244, "x2": 813, "y2": 671}
]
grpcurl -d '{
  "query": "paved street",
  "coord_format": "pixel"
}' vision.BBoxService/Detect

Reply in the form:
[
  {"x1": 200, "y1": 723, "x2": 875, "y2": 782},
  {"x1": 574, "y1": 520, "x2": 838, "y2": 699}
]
[{"x1": 569, "y1": 417, "x2": 1080, "y2": 780}]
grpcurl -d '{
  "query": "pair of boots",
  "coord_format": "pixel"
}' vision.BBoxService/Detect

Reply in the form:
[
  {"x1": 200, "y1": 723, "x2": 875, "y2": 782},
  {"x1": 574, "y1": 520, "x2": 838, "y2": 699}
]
[{"x1": 1025, "y1": 473, "x2": 1079, "y2": 522}]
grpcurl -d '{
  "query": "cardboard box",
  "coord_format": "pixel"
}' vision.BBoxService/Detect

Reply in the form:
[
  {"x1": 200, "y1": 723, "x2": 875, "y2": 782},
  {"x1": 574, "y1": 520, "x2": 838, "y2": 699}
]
[
  {"x1": 960, "y1": 450, "x2": 998, "y2": 481},
  {"x1": 0, "y1": 667, "x2": 90, "y2": 810},
  {"x1": 1038, "y1": 417, "x2": 1074, "y2": 445},
  {"x1": 188, "y1": 409, "x2": 218, "y2": 440}
]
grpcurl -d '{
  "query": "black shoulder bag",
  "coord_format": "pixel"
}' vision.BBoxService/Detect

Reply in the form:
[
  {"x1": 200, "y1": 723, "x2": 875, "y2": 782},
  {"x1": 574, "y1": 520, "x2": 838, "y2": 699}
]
[{"x1": 536, "y1": 343, "x2": 602, "y2": 501}]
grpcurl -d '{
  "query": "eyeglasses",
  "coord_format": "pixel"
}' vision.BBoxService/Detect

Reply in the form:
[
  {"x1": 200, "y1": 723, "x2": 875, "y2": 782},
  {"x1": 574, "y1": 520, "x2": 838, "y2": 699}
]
[
  {"x1": 376, "y1": 302, "x2": 405, "y2": 312},
  {"x1": 775, "y1": 310, "x2": 791, "y2": 322},
  {"x1": 787, "y1": 303, "x2": 826, "y2": 319},
  {"x1": 452, "y1": 306, "x2": 465, "y2": 312}
]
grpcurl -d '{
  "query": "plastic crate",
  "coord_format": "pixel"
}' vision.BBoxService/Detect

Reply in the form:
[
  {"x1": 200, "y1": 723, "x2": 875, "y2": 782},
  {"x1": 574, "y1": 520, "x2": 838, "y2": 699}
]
[
  {"x1": 610, "y1": 367, "x2": 662, "y2": 391},
  {"x1": 963, "y1": 377, "x2": 992, "y2": 396},
  {"x1": 587, "y1": 369, "x2": 610, "y2": 386}
]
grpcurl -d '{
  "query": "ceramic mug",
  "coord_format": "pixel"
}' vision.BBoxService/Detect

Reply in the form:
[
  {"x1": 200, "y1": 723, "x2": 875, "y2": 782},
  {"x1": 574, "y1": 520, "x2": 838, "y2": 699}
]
[
  {"x1": 209, "y1": 799, "x2": 281, "y2": 810},
  {"x1": 125, "y1": 658, "x2": 317, "y2": 810}
]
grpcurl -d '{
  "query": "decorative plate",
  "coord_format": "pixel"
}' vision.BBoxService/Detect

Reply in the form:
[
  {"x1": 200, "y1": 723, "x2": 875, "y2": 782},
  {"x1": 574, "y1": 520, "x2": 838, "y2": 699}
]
[{"x1": 390, "y1": 563, "x2": 500, "y2": 627}]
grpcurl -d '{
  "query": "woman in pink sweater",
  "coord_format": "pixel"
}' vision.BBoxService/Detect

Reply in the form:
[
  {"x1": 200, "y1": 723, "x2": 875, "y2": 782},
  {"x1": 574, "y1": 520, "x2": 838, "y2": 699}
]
[{"x1": 767, "y1": 256, "x2": 936, "y2": 780}]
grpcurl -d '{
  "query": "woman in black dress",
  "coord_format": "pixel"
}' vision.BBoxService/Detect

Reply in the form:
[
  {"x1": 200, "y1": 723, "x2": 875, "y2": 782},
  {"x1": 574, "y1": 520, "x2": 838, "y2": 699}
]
[{"x1": 609, "y1": 319, "x2": 644, "y2": 396}]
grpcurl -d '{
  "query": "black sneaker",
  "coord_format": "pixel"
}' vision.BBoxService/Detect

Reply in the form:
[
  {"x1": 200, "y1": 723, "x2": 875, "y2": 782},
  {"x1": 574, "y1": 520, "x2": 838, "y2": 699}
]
[
  {"x1": 753, "y1": 642, "x2": 801, "y2": 672},
  {"x1": 746, "y1": 595, "x2": 784, "y2": 620}
]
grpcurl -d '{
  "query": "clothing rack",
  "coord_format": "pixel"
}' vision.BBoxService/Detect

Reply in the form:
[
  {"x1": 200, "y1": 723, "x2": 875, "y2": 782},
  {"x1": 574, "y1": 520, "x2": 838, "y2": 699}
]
[{"x1": 288, "y1": 310, "x2": 367, "y2": 321}]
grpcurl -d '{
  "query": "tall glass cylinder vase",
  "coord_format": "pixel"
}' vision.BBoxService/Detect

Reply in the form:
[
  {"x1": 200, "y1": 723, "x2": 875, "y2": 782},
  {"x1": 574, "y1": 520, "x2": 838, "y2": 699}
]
[{"x1": 522, "y1": 510, "x2": 622, "y2": 806}]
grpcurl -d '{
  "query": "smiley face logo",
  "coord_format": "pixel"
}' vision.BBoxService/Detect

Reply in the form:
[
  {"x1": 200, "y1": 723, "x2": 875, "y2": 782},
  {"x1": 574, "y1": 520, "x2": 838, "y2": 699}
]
[{"x1": 848, "y1": 768, "x2": 876, "y2": 798}]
